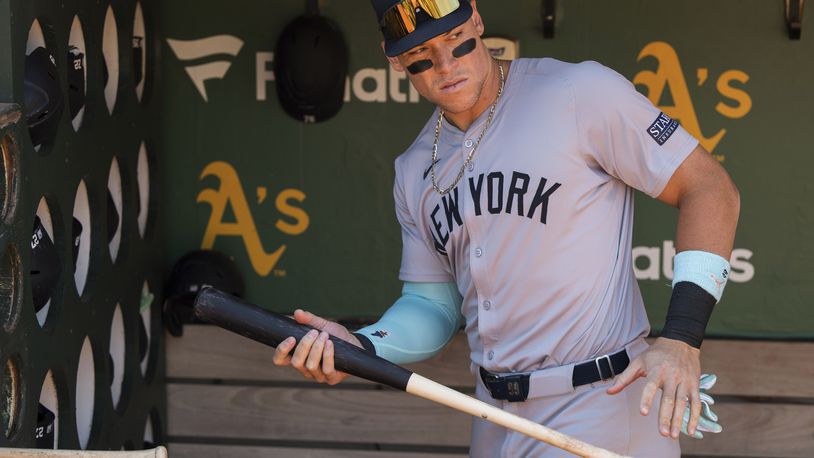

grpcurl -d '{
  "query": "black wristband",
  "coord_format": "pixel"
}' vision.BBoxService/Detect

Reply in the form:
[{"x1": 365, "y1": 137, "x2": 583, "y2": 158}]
[
  {"x1": 660, "y1": 281, "x2": 716, "y2": 348},
  {"x1": 352, "y1": 332, "x2": 377, "y2": 355}
]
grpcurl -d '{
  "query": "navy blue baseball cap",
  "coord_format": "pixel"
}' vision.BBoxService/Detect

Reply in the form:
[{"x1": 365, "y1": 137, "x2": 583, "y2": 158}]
[{"x1": 372, "y1": 0, "x2": 473, "y2": 57}]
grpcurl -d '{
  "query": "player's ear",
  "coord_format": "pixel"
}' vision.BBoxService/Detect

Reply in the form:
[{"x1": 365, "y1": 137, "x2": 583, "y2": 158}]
[
  {"x1": 470, "y1": 2, "x2": 485, "y2": 36},
  {"x1": 382, "y1": 41, "x2": 406, "y2": 73}
]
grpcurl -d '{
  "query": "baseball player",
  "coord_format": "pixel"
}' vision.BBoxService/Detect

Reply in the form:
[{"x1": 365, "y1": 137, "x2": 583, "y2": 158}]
[{"x1": 272, "y1": 1, "x2": 739, "y2": 456}]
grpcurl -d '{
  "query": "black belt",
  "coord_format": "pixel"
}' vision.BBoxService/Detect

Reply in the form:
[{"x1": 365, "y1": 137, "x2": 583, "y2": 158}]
[{"x1": 479, "y1": 348, "x2": 630, "y2": 402}]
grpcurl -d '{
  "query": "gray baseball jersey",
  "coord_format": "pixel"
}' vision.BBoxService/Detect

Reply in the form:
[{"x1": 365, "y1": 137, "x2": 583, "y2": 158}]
[
  {"x1": 394, "y1": 58, "x2": 698, "y2": 374},
  {"x1": 394, "y1": 58, "x2": 695, "y2": 456}
]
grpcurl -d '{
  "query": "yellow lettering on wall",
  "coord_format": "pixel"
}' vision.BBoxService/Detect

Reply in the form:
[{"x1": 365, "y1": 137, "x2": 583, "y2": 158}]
[
  {"x1": 716, "y1": 70, "x2": 752, "y2": 119},
  {"x1": 634, "y1": 41, "x2": 726, "y2": 153},
  {"x1": 197, "y1": 161, "x2": 285, "y2": 276},
  {"x1": 275, "y1": 189, "x2": 310, "y2": 235}
]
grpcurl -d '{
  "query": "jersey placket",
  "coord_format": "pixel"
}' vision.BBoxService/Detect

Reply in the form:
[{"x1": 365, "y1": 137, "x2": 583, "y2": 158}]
[{"x1": 458, "y1": 119, "x2": 500, "y2": 368}]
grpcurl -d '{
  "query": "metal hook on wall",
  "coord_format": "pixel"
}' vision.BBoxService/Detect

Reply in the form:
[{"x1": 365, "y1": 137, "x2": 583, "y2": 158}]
[
  {"x1": 306, "y1": 0, "x2": 320, "y2": 16},
  {"x1": 785, "y1": 0, "x2": 804, "y2": 39},
  {"x1": 542, "y1": 0, "x2": 556, "y2": 39}
]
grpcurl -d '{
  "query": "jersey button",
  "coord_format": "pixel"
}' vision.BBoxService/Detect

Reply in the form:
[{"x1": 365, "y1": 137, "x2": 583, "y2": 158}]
[
  {"x1": 483, "y1": 300, "x2": 491, "y2": 310},
  {"x1": 487, "y1": 350, "x2": 494, "y2": 360},
  {"x1": 464, "y1": 139, "x2": 474, "y2": 148},
  {"x1": 467, "y1": 162, "x2": 474, "y2": 172},
  {"x1": 474, "y1": 248, "x2": 483, "y2": 257}
]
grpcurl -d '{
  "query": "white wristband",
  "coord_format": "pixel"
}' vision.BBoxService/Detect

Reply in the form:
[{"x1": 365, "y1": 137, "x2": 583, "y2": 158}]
[{"x1": 672, "y1": 250, "x2": 731, "y2": 303}]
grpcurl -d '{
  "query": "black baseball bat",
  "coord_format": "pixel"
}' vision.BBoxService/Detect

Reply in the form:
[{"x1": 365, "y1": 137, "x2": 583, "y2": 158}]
[
  {"x1": 193, "y1": 287, "x2": 413, "y2": 390},
  {"x1": 191, "y1": 287, "x2": 627, "y2": 458}
]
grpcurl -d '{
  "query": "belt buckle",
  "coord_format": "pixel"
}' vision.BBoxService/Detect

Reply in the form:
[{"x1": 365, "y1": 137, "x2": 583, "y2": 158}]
[
  {"x1": 480, "y1": 366, "x2": 500, "y2": 383},
  {"x1": 595, "y1": 354, "x2": 615, "y2": 381},
  {"x1": 480, "y1": 367, "x2": 530, "y2": 402}
]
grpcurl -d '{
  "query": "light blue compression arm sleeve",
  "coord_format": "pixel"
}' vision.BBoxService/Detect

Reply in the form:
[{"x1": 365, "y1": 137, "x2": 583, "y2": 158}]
[{"x1": 353, "y1": 282, "x2": 463, "y2": 365}]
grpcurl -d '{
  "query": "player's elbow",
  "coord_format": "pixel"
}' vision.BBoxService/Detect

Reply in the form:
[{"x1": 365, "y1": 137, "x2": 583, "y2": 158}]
[
  {"x1": 729, "y1": 180, "x2": 741, "y2": 220},
  {"x1": 705, "y1": 166, "x2": 740, "y2": 228},
  {"x1": 698, "y1": 158, "x2": 740, "y2": 215},
  {"x1": 719, "y1": 169, "x2": 740, "y2": 222}
]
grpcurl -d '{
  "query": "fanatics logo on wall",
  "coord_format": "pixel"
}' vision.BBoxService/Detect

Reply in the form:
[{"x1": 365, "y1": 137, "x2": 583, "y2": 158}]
[
  {"x1": 647, "y1": 112, "x2": 680, "y2": 146},
  {"x1": 166, "y1": 35, "x2": 244, "y2": 102}
]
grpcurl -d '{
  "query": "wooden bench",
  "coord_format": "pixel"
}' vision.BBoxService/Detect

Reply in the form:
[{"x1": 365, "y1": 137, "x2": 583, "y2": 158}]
[
  {"x1": 0, "y1": 448, "x2": 168, "y2": 457},
  {"x1": 165, "y1": 325, "x2": 814, "y2": 457}
]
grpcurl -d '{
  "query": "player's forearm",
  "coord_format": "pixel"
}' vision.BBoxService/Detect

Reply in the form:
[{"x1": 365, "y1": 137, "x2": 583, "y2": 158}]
[
  {"x1": 660, "y1": 167, "x2": 739, "y2": 348},
  {"x1": 354, "y1": 281, "x2": 463, "y2": 365}
]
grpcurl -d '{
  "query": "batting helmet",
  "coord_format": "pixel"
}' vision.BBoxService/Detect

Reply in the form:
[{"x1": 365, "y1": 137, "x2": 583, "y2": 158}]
[
  {"x1": 67, "y1": 46, "x2": 86, "y2": 120},
  {"x1": 35, "y1": 403, "x2": 55, "y2": 449},
  {"x1": 274, "y1": 2, "x2": 348, "y2": 123},
  {"x1": 24, "y1": 47, "x2": 64, "y2": 147},
  {"x1": 163, "y1": 250, "x2": 244, "y2": 336},
  {"x1": 132, "y1": 36, "x2": 144, "y2": 88},
  {"x1": 31, "y1": 216, "x2": 61, "y2": 313}
]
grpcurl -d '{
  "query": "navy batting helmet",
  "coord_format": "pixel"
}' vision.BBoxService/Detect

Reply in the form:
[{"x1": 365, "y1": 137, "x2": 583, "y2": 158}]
[
  {"x1": 31, "y1": 216, "x2": 61, "y2": 313},
  {"x1": 67, "y1": 46, "x2": 86, "y2": 120},
  {"x1": 163, "y1": 250, "x2": 244, "y2": 336},
  {"x1": 24, "y1": 47, "x2": 64, "y2": 147},
  {"x1": 274, "y1": 2, "x2": 348, "y2": 123}
]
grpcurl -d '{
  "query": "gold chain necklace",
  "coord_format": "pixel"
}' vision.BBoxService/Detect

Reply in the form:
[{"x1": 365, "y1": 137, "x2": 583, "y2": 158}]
[{"x1": 430, "y1": 61, "x2": 505, "y2": 196}]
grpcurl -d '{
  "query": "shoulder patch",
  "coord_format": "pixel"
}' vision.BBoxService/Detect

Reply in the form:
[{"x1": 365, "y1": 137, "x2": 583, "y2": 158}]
[{"x1": 647, "y1": 112, "x2": 680, "y2": 146}]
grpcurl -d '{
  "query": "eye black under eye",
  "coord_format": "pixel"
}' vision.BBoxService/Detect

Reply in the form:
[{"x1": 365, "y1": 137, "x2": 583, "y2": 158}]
[
  {"x1": 451, "y1": 38, "x2": 477, "y2": 58},
  {"x1": 406, "y1": 59, "x2": 433, "y2": 74}
]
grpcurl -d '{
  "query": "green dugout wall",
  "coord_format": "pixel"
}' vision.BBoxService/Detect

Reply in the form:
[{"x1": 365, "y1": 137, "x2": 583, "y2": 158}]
[{"x1": 159, "y1": 0, "x2": 812, "y2": 338}]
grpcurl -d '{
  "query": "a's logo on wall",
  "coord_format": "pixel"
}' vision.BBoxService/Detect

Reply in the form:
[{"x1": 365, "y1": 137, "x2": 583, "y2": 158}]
[
  {"x1": 634, "y1": 41, "x2": 752, "y2": 162},
  {"x1": 167, "y1": 35, "x2": 244, "y2": 102},
  {"x1": 197, "y1": 161, "x2": 309, "y2": 277}
]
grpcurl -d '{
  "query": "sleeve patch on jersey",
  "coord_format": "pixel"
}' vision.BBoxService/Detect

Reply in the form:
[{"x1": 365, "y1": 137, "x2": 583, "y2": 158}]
[{"x1": 647, "y1": 112, "x2": 680, "y2": 146}]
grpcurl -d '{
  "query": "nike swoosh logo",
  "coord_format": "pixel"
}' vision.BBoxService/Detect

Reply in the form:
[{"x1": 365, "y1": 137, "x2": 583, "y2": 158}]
[{"x1": 423, "y1": 159, "x2": 441, "y2": 180}]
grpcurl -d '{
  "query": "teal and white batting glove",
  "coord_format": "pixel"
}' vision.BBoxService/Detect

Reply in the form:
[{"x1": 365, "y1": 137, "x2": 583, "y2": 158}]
[{"x1": 681, "y1": 373, "x2": 723, "y2": 439}]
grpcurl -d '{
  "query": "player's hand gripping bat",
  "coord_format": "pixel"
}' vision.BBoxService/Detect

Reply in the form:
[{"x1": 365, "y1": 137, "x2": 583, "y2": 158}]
[{"x1": 193, "y1": 287, "x2": 630, "y2": 458}]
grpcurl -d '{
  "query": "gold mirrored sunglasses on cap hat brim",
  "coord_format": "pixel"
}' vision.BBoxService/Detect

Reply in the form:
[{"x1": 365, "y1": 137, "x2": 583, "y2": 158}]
[{"x1": 381, "y1": 0, "x2": 461, "y2": 40}]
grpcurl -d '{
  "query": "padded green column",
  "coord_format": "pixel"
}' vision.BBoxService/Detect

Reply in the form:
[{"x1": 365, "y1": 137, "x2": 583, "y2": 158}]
[{"x1": 0, "y1": 0, "x2": 164, "y2": 450}]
